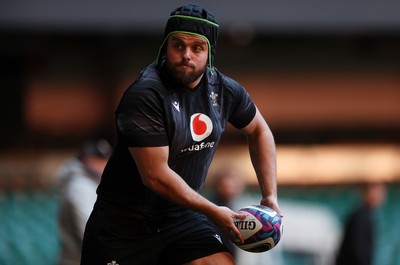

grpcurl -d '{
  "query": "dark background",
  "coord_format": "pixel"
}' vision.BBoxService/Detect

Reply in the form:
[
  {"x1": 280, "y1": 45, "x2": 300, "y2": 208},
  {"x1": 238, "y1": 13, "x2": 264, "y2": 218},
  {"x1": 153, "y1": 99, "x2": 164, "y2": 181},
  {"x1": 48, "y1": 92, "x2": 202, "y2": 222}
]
[
  {"x1": 0, "y1": 2, "x2": 400, "y2": 264},
  {"x1": 1, "y1": 0, "x2": 400, "y2": 149}
]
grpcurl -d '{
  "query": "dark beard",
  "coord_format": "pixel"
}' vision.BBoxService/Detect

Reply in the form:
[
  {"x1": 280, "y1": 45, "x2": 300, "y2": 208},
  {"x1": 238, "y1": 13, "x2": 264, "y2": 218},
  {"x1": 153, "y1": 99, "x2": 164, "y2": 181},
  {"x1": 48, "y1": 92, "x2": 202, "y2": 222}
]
[{"x1": 166, "y1": 60, "x2": 206, "y2": 86}]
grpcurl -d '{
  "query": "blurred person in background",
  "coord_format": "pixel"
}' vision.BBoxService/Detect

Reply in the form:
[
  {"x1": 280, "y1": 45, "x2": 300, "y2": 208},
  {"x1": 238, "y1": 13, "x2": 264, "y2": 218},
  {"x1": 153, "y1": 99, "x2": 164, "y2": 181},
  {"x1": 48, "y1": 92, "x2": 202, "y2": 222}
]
[
  {"x1": 336, "y1": 181, "x2": 387, "y2": 265},
  {"x1": 211, "y1": 166, "x2": 246, "y2": 210},
  {"x1": 57, "y1": 139, "x2": 112, "y2": 265},
  {"x1": 210, "y1": 166, "x2": 284, "y2": 265},
  {"x1": 209, "y1": 166, "x2": 246, "y2": 259}
]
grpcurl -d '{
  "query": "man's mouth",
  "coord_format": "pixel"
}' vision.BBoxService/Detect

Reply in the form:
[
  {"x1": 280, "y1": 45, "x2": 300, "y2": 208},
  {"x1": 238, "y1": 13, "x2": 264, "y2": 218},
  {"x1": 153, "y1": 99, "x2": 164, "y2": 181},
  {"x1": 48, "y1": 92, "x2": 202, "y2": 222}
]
[{"x1": 177, "y1": 62, "x2": 194, "y2": 69}]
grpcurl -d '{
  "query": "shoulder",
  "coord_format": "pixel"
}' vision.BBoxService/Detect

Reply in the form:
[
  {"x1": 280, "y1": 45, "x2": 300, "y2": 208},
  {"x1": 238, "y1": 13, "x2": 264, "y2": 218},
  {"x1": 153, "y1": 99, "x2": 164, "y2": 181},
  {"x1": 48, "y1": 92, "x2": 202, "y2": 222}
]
[
  {"x1": 207, "y1": 68, "x2": 250, "y2": 103},
  {"x1": 128, "y1": 63, "x2": 165, "y2": 95},
  {"x1": 57, "y1": 158, "x2": 85, "y2": 181},
  {"x1": 208, "y1": 67, "x2": 245, "y2": 93},
  {"x1": 119, "y1": 63, "x2": 169, "y2": 108},
  {"x1": 68, "y1": 174, "x2": 98, "y2": 191}
]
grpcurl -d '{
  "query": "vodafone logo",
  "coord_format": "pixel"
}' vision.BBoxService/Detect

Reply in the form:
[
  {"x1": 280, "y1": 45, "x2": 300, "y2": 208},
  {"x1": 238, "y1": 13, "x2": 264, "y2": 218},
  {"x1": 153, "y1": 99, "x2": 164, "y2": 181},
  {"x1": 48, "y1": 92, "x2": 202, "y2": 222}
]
[
  {"x1": 190, "y1": 113, "x2": 213, "y2": 142},
  {"x1": 182, "y1": 113, "x2": 215, "y2": 153}
]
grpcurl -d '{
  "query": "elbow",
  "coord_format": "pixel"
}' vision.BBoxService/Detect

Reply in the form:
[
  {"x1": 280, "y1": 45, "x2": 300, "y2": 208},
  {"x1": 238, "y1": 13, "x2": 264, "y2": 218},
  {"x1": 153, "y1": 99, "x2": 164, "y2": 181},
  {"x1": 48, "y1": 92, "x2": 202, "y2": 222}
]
[
  {"x1": 140, "y1": 171, "x2": 162, "y2": 190},
  {"x1": 142, "y1": 179, "x2": 158, "y2": 190}
]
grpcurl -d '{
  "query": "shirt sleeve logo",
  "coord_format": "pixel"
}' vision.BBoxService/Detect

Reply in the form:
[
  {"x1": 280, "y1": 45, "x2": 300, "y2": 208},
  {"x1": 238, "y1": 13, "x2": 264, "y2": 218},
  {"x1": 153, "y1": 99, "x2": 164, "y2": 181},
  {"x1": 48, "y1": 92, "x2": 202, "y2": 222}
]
[{"x1": 190, "y1": 113, "x2": 213, "y2": 142}]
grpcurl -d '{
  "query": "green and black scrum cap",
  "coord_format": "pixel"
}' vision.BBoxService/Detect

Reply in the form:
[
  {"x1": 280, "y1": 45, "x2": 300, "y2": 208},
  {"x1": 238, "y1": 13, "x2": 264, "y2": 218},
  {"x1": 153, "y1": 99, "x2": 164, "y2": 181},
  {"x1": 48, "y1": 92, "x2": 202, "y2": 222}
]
[{"x1": 156, "y1": 4, "x2": 220, "y2": 71}]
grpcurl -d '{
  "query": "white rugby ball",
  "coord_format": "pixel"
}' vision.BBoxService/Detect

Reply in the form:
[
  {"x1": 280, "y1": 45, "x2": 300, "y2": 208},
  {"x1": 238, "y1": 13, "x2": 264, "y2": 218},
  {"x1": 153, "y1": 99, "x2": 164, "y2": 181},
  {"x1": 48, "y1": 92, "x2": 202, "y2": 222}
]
[{"x1": 234, "y1": 205, "x2": 283, "y2": 253}]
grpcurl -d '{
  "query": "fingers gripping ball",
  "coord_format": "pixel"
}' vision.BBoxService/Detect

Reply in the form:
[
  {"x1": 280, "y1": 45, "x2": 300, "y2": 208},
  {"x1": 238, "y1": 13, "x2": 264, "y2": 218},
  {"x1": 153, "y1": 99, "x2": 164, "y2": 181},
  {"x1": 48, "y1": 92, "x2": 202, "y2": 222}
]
[{"x1": 234, "y1": 205, "x2": 283, "y2": 253}]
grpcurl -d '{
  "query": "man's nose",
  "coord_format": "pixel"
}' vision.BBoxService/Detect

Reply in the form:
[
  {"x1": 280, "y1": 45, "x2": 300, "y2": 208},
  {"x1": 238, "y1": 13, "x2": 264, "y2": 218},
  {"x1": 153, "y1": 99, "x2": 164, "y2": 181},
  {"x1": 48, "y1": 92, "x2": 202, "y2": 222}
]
[{"x1": 182, "y1": 48, "x2": 192, "y2": 60}]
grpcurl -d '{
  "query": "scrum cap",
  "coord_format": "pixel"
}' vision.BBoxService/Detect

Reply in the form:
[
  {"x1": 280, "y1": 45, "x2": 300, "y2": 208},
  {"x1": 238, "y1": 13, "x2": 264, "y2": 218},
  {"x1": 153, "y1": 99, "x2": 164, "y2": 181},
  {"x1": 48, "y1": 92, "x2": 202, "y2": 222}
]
[{"x1": 156, "y1": 4, "x2": 219, "y2": 71}]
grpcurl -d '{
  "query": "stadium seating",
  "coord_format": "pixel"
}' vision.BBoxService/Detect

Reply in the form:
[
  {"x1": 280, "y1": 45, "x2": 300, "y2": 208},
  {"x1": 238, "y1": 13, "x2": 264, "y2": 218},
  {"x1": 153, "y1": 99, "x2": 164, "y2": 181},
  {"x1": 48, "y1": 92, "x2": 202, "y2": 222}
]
[{"x1": 0, "y1": 184, "x2": 399, "y2": 265}]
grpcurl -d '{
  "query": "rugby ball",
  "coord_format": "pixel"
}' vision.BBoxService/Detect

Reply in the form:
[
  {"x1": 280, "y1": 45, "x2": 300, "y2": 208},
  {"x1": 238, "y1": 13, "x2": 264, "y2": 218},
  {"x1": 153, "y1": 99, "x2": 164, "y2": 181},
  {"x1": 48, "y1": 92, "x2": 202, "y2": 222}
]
[{"x1": 234, "y1": 205, "x2": 283, "y2": 253}]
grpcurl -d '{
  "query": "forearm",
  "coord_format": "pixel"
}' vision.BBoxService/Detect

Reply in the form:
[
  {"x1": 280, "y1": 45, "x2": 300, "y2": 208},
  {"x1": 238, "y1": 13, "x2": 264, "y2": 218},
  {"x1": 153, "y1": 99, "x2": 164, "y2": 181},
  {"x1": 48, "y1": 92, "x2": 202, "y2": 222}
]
[
  {"x1": 248, "y1": 128, "x2": 282, "y2": 217},
  {"x1": 129, "y1": 146, "x2": 246, "y2": 242},
  {"x1": 241, "y1": 109, "x2": 281, "y2": 215},
  {"x1": 129, "y1": 147, "x2": 218, "y2": 215},
  {"x1": 248, "y1": 126, "x2": 278, "y2": 199},
  {"x1": 144, "y1": 164, "x2": 218, "y2": 215},
  {"x1": 143, "y1": 165, "x2": 246, "y2": 242}
]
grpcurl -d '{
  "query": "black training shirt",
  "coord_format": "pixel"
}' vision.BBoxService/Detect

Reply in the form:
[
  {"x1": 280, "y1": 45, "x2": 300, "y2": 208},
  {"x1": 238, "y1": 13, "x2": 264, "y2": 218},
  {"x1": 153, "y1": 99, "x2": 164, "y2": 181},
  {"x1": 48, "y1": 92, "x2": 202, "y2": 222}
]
[{"x1": 96, "y1": 62, "x2": 256, "y2": 218}]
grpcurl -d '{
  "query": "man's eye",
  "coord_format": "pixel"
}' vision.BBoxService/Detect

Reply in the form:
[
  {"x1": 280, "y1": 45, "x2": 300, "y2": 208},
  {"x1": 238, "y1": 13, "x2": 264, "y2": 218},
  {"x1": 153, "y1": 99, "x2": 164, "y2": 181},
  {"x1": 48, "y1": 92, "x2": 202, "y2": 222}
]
[
  {"x1": 193, "y1": 46, "x2": 204, "y2": 52},
  {"x1": 173, "y1": 43, "x2": 184, "y2": 50}
]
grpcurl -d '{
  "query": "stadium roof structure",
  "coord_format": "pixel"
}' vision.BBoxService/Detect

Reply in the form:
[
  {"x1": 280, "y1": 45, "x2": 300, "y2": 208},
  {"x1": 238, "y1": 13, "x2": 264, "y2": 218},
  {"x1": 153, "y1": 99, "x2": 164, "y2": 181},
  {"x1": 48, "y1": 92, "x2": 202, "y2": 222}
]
[{"x1": 1, "y1": 0, "x2": 400, "y2": 34}]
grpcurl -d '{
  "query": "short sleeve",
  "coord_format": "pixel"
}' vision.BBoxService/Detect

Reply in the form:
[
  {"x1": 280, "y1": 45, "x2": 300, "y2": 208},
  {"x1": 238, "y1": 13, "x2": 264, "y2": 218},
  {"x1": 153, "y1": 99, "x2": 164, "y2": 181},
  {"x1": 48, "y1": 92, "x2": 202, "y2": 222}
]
[
  {"x1": 116, "y1": 82, "x2": 169, "y2": 147},
  {"x1": 226, "y1": 78, "x2": 257, "y2": 129}
]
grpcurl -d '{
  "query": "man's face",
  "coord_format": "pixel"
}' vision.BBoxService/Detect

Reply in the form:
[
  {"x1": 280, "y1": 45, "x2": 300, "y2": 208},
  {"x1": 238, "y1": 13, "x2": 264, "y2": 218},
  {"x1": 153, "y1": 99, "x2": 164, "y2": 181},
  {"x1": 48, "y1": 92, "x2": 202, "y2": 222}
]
[{"x1": 165, "y1": 33, "x2": 209, "y2": 89}]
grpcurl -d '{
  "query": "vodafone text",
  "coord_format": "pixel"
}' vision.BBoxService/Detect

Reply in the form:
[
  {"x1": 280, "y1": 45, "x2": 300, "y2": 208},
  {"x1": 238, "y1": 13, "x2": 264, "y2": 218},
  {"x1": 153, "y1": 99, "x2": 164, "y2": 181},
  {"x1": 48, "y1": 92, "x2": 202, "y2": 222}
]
[{"x1": 180, "y1": 141, "x2": 215, "y2": 153}]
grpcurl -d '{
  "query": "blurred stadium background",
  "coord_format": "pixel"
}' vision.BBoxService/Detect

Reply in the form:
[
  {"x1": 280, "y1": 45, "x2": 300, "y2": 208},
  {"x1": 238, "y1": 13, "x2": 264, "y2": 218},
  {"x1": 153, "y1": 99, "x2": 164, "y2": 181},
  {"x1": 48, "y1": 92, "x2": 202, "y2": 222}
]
[{"x1": 1, "y1": 1, "x2": 400, "y2": 264}]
